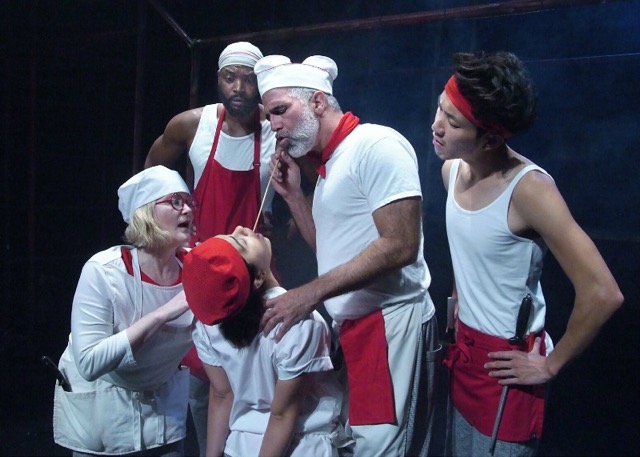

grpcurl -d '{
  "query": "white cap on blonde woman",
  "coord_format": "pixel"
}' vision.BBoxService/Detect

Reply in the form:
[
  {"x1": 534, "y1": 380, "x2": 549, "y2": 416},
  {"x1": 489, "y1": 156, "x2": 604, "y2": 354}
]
[
  {"x1": 254, "y1": 55, "x2": 338, "y2": 97},
  {"x1": 117, "y1": 166, "x2": 189, "y2": 223}
]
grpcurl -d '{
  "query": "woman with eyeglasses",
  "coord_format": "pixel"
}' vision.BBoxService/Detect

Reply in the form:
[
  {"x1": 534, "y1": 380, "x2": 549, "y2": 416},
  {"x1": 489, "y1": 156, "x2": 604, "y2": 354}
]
[{"x1": 53, "y1": 166, "x2": 197, "y2": 456}]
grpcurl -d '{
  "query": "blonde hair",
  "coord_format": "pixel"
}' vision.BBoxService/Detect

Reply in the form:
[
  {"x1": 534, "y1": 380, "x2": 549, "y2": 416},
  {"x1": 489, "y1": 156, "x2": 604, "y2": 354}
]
[{"x1": 123, "y1": 201, "x2": 174, "y2": 249}]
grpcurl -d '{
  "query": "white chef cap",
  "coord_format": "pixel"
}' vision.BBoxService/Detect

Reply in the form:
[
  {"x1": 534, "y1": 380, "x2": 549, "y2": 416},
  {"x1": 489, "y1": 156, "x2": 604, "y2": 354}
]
[
  {"x1": 254, "y1": 54, "x2": 338, "y2": 97},
  {"x1": 117, "y1": 166, "x2": 189, "y2": 223},
  {"x1": 218, "y1": 41, "x2": 263, "y2": 70}
]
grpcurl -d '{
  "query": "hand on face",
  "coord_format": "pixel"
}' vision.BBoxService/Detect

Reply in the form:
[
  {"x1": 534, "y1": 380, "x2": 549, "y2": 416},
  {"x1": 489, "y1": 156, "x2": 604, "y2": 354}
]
[{"x1": 268, "y1": 148, "x2": 302, "y2": 201}]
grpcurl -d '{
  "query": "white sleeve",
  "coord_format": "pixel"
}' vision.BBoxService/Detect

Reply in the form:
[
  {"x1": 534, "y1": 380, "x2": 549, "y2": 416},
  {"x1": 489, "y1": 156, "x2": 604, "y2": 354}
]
[
  {"x1": 274, "y1": 312, "x2": 334, "y2": 380},
  {"x1": 359, "y1": 136, "x2": 422, "y2": 211},
  {"x1": 70, "y1": 260, "x2": 134, "y2": 382},
  {"x1": 192, "y1": 320, "x2": 222, "y2": 367}
]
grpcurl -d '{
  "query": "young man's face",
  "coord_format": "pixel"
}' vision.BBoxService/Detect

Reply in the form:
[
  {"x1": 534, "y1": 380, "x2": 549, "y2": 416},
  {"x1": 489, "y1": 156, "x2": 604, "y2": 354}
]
[
  {"x1": 217, "y1": 65, "x2": 261, "y2": 117},
  {"x1": 262, "y1": 88, "x2": 320, "y2": 158},
  {"x1": 215, "y1": 226, "x2": 271, "y2": 273},
  {"x1": 431, "y1": 91, "x2": 483, "y2": 161}
]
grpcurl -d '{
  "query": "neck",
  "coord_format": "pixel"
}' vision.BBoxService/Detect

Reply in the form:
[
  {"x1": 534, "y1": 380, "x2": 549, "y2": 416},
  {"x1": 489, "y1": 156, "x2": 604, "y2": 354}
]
[
  {"x1": 467, "y1": 145, "x2": 516, "y2": 180},
  {"x1": 223, "y1": 105, "x2": 260, "y2": 136},
  {"x1": 261, "y1": 269, "x2": 279, "y2": 291},
  {"x1": 316, "y1": 110, "x2": 344, "y2": 151},
  {"x1": 137, "y1": 246, "x2": 180, "y2": 284}
]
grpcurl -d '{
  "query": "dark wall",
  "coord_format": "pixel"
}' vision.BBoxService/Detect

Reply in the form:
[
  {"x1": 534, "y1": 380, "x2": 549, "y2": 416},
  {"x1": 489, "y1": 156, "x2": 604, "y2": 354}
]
[{"x1": 2, "y1": 1, "x2": 638, "y2": 455}]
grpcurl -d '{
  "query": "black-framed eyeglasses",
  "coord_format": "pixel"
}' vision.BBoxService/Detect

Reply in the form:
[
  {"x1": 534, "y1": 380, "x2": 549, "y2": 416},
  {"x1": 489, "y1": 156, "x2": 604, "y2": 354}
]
[{"x1": 155, "y1": 193, "x2": 198, "y2": 212}]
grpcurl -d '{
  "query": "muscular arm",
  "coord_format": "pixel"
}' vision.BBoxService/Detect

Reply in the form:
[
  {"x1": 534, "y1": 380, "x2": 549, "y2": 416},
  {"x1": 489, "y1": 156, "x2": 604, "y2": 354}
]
[
  {"x1": 259, "y1": 375, "x2": 306, "y2": 457},
  {"x1": 262, "y1": 196, "x2": 422, "y2": 340},
  {"x1": 203, "y1": 363, "x2": 233, "y2": 457},
  {"x1": 486, "y1": 171, "x2": 624, "y2": 384},
  {"x1": 144, "y1": 108, "x2": 202, "y2": 188}
]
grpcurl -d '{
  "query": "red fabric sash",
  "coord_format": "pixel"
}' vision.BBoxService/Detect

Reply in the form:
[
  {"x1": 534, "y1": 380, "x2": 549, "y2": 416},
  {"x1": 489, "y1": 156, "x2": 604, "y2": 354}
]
[
  {"x1": 443, "y1": 320, "x2": 546, "y2": 441},
  {"x1": 339, "y1": 310, "x2": 396, "y2": 426},
  {"x1": 444, "y1": 75, "x2": 512, "y2": 138},
  {"x1": 316, "y1": 112, "x2": 360, "y2": 178}
]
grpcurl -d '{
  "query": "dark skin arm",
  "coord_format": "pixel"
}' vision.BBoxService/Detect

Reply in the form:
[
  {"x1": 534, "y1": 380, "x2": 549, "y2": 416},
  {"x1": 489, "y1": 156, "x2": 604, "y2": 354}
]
[{"x1": 144, "y1": 108, "x2": 202, "y2": 189}]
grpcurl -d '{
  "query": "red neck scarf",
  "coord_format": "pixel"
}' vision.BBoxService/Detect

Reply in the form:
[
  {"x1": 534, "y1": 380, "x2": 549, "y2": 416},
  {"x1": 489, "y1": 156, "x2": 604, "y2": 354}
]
[{"x1": 317, "y1": 112, "x2": 360, "y2": 178}]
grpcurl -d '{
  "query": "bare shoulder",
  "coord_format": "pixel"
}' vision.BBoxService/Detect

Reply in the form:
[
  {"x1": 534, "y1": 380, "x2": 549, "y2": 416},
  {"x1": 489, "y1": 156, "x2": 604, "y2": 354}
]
[
  {"x1": 515, "y1": 167, "x2": 557, "y2": 199},
  {"x1": 442, "y1": 159, "x2": 454, "y2": 189},
  {"x1": 169, "y1": 107, "x2": 204, "y2": 128},
  {"x1": 510, "y1": 166, "x2": 570, "y2": 233},
  {"x1": 164, "y1": 106, "x2": 205, "y2": 140}
]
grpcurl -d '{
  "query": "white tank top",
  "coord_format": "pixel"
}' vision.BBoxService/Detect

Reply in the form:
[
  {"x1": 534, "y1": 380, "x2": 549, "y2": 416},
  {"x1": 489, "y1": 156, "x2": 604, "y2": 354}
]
[{"x1": 446, "y1": 159, "x2": 553, "y2": 350}]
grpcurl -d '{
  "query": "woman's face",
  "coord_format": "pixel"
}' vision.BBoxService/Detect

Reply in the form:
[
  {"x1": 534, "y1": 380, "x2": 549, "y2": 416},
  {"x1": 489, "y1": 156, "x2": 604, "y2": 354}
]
[
  {"x1": 154, "y1": 192, "x2": 195, "y2": 247},
  {"x1": 215, "y1": 226, "x2": 272, "y2": 272}
]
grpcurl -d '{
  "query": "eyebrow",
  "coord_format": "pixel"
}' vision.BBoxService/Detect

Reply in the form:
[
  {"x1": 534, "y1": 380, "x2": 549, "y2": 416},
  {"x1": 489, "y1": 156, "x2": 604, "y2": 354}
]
[
  {"x1": 439, "y1": 94, "x2": 464, "y2": 124},
  {"x1": 221, "y1": 67, "x2": 255, "y2": 77},
  {"x1": 228, "y1": 235, "x2": 247, "y2": 251},
  {"x1": 267, "y1": 102, "x2": 289, "y2": 115}
]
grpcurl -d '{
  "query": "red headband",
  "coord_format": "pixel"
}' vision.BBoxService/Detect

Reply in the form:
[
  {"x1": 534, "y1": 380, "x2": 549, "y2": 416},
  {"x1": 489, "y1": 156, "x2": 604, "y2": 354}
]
[{"x1": 444, "y1": 75, "x2": 512, "y2": 138}]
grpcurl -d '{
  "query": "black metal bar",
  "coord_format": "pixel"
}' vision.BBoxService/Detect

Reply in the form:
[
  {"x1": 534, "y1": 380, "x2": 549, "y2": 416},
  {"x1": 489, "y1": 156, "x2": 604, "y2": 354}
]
[
  {"x1": 146, "y1": 0, "x2": 194, "y2": 46},
  {"x1": 133, "y1": 0, "x2": 148, "y2": 174},
  {"x1": 197, "y1": 0, "x2": 625, "y2": 46}
]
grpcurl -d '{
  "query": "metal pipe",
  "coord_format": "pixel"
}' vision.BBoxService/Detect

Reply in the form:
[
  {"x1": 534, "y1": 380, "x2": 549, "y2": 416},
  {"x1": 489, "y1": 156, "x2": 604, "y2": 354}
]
[
  {"x1": 197, "y1": 0, "x2": 625, "y2": 45},
  {"x1": 133, "y1": 0, "x2": 148, "y2": 174},
  {"x1": 189, "y1": 41, "x2": 202, "y2": 109},
  {"x1": 147, "y1": 0, "x2": 194, "y2": 46}
]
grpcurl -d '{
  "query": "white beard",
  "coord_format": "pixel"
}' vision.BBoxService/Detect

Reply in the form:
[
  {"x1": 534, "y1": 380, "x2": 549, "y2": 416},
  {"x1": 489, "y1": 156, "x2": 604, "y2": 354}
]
[{"x1": 284, "y1": 104, "x2": 319, "y2": 158}]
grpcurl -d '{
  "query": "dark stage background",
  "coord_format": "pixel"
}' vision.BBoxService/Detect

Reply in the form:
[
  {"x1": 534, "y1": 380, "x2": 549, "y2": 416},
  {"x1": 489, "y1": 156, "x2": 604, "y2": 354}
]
[{"x1": 1, "y1": 1, "x2": 638, "y2": 455}]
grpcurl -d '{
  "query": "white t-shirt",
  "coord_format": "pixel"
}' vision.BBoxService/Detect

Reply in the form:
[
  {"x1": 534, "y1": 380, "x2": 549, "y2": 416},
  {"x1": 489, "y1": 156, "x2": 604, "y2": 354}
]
[
  {"x1": 313, "y1": 123, "x2": 435, "y2": 323},
  {"x1": 193, "y1": 287, "x2": 345, "y2": 457}
]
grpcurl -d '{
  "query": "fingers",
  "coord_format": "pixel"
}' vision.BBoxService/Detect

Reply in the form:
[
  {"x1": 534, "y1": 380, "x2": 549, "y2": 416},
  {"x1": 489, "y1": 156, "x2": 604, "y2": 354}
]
[
  {"x1": 529, "y1": 337, "x2": 542, "y2": 354},
  {"x1": 260, "y1": 311, "x2": 277, "y2": 336}
]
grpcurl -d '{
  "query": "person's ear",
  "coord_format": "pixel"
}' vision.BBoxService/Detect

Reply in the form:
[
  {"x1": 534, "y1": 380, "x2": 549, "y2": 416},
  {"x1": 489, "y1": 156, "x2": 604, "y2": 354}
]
[
  {"x1": 252, "y1": 269, "x2": 266, "y2": 291},
  {"x1": 310, "y1": 91, "x2": 327, "y2": 113},
  {"x1": 484, "y1": 133, "x2": 504, "y2": 150}
]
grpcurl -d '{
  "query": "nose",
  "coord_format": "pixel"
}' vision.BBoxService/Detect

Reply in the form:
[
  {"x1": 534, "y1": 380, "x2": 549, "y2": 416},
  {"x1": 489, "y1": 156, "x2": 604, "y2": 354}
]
[
  {"x1": 231, "y1": 78, "x2": 245, "y2": 93},
  {"x1": 232, "y1": 225, "x2": 254, "y2": 236},
  {"x1": 269, "y1": 115, "x2": 282, "y2": 132},
  {"x1": 432, "y1": 110, "x2": 445, "y2": 136}
]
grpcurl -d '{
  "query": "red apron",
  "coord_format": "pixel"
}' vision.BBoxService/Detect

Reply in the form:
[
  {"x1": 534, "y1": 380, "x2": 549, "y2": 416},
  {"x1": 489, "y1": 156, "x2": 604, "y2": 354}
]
[
  {"x1": 185, "y1": 107, "x2": 262, "y2": 380},
  {"x1": 340, "y1": 310, "x2": 396, "y2": 426},
  {"x1": 191, "y1": 106, "x2": 262, "y2": 244},
  {"x1": 443, "y1": 320, "x2": 546, "y2": 441}
]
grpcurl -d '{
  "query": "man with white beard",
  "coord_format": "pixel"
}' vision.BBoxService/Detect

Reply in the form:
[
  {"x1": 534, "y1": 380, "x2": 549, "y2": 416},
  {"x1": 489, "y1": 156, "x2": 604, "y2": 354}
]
[{"x1": 254, "y1": 54, "x2": 441, "y2": 457}]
